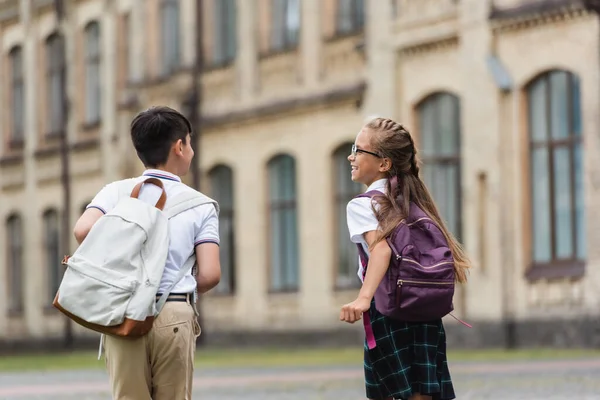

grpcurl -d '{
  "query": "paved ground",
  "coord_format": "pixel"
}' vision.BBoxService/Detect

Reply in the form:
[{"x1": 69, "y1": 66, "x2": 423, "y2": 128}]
[{"x1": 1, "y1": 357, "x2": 600, "y2": 399}]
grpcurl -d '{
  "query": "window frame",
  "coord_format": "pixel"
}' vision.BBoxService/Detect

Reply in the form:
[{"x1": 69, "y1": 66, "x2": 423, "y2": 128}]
[
  {"x1": 335, "y1": 0, "x2": 365, "y2": 36},
  {"x1": 45, "y1": 33, "x2": 66, "y2": 136},
  {"x1": 84, "y1": 21, "x2": 102, "y2": 125},
  {"x1": 208, "y1": 165, "x2": 236, "y2": 295},
  {"x1": 212, "y1": 0, "x2": 237, "y2": 67},
  {"x1": 43, "y1": 209, "x2": 61, "y2": 305},
  {"x1": 9, "y1": 46, "x2": 25, "y2": 146},
  {"x1": 160, "y1": 0, "x2": 181, "y2": 76},
  {"x1": 332, "y1": 143, "x2": 363, "y2": 289},
  {"x1": 6, "y1": 214, "x2": 24, "y2": 316},
  {"x1": 417, "y1": 92, "x2": 463, "y2": 240},
  {"x1": 269, "y1": 0, "x2": 300, "y2": 53},
  {"x1": 525, "y1": 70, "x2": 585, "y2": 280},
  {"x1": 267, "y1": 154, "x2": 300, "y2": 292}
]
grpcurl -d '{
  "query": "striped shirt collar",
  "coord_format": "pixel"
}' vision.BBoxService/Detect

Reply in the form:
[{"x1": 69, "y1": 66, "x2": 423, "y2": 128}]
[{"x1": 142, "y1": 169, "x2": 181, "y2": 182}]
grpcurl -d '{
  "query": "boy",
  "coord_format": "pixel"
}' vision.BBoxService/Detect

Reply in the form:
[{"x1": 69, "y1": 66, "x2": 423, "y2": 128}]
[{"x1": 73, "y1": 106, "x2": 221, "y2": 399}]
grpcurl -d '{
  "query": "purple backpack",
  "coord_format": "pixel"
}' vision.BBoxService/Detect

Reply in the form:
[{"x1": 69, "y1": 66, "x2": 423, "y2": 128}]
[{"x1": 356, "y1": 190, "x2": 455, "y2": 322}]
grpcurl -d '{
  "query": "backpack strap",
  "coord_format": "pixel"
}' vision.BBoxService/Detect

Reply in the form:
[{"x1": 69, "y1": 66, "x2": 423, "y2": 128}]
[
  {"x1": 164, "y1": 189, "x2": 219, "y2": 219},
  {"x1": 154, "y1": 255, "x2": 197, "y2": 315},
  {"x1": 154, "y1": 190, "x2": 220, "y2": 315},
  {"x1": 354, "y1": 190, "x2": 381, "y2": 200}
]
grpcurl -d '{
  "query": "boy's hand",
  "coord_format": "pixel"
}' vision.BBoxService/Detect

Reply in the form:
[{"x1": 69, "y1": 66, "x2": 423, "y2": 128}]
[{"x1": 339, "y1": 296, "x2": 371, "y2": 324}]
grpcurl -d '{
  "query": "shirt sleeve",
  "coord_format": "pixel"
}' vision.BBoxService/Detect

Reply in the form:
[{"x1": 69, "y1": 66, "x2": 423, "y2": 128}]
[
  {"x1": 346, "y1": 197, "x2": 380, "y2": 245},
  {"x1": 86, "y1": 182, "x2": 120, "y2": 214},
  {"x1": 193, "y1": 205, "x2": 220, "y2": 247}
]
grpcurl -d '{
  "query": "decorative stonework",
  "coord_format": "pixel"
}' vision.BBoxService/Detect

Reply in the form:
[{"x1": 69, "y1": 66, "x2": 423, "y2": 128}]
[
  {"x1": 322, "y1": 35, "x2": 365, "y2": 83},
  {"x1": 399, "y1": 36, "x2": 460, "y2": 58},
  {"x1": 258, "y1": 51, "x2": 301, "y2": 97},
  {"x1": 0, "y1": 163, "x2": 25, "y2": 190},
  {"x1": 201, "y1": 66, "x2": 236, "y2": 114},
  {"x1": 528, "y1": 278, "x2": 584, "y2": 308},
  {"x1": 35, "y1": 155, "x2": 62, "y2": 184},
  {"x1": 392, "y1": 0, "x2": 459, "y2": 30},
  {"x1": 490, "y1": 0, "x2": 594, "y2": 33},
  {"x1": 0, "y1": 0, "x2": 18, "y2": 25}
]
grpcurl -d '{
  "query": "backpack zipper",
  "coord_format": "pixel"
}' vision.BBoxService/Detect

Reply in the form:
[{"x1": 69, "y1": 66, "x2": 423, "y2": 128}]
[
  {"x1": 397, "y1": 279, "x2": 454, "y2": 286},
  {"x1": 402, "y1": 258, "x2": 454, "y2": 269}
]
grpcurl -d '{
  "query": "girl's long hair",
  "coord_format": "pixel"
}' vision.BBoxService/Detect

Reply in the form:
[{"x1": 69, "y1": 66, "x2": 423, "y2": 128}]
[{"x1": 365, "y1": 117, "x2": 470, "y2": 283}]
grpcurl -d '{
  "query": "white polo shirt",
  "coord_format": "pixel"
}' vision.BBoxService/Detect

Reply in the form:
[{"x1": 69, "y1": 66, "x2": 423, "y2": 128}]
[
  {"x1": 346, "y1": 178, "x2": 387, "y2": 282},
  {"x1": 86, "y1": 169, "x2": 220, "y2": 294}
]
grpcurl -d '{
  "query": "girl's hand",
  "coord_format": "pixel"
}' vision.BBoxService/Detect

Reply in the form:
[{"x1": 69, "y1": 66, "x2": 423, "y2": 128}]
[{"x1": 340, "y1": 296, "x2": 371, "y2": 324}]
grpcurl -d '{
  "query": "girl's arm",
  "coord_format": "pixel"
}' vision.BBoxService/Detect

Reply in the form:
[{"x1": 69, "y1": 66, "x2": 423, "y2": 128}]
[
  {"x1": 340, "y1": 230, "x2": 392, "y2": 324},
  {"x1": 358, "y1": 230, "x2": 392, "y2": 301}
]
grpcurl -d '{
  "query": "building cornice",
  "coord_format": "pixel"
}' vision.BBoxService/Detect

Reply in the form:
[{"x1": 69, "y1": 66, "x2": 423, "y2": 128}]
[
  {"x1": 202, "y1": 81, "x2": 366, "y2": 129},
  {"x1": 490, "y1": 0, "x2": 596, "y2": 33},
  {"x1": 0, "y1": 0, "x2": 19, "y2": 25}
]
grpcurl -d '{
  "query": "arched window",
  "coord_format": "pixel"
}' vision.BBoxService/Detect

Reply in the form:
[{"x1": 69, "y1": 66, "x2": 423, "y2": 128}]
[
  {"x1": 333, "y1": 143, "x2": 363, "y2": 288},
  {"x1": 43, "y1": 209, "x2": 60, "y2": 304},
  {"x1": 161, "y1": 0, "x2": 180, "y2": 75},
  {"x1": 46, "y1": 33, "x2": 66, "y2": 135},
  {"x1": 267, "y1": 154, "x2": 299, "y2": 291},
  {"x1": 9, "y1": 46, "x2": 24, "y2": 143},
  {"x1": 84, "y1": 21, "x2": 102, "y2": 124},
  {"x1": 527, "y1": 70, "x2": 585, "y2": 269},
  {"x1": 417, "y1": 92, "x2": 462, "y2": 237},
  {"x1": 6, "y1": 214, "x2": 24, "y2": 315},
  {"x1": 209, "y1": 165, "x2": 235, "y2": 294}
]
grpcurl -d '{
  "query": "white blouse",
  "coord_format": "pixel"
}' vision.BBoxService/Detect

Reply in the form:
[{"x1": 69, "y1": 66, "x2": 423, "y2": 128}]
[{"x1": 345, "y1": 178, "x2": 387, "y2": 282}]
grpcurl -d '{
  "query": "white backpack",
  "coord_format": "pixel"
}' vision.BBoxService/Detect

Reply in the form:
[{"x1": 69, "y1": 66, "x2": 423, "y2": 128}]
[{"x1": 53, "y1": 177, "x2": 218, "y2": 338}]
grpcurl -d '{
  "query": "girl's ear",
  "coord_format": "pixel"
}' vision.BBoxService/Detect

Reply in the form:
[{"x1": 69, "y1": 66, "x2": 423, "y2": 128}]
[{"x1": 379, "y1": 157, "x2": 392, "y2": 173}]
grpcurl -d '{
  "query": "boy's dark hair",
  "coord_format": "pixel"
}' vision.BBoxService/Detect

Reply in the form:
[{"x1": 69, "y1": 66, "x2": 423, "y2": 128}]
[{"x1": 130, "y1": 106, "x2": 192, "y2": 167}]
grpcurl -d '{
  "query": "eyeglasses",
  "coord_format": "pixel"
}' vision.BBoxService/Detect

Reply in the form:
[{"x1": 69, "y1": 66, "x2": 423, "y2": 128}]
[{"x1": 351, "y1": 144, "x2": 381, "y2": 158}]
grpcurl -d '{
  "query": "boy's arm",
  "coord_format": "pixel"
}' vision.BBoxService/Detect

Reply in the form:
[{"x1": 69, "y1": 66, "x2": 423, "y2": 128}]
[
  {"x1": 193, "y1": 205, "x2": 221, "y2": 293},
  {"x1": 74, "y1": 182, "x2": 119, "y2": 244},
  {"x1": 73, "y1": 208, "x2": 104, "y2": 244},
  {"x1": 194, "y1": 243, "x2": 221, "y2": 293}
]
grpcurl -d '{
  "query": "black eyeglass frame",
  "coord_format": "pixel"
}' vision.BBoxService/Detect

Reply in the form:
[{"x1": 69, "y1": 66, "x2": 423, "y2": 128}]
[{"x1": 351, "y1": 143, "x2": 381, "y2": 158}]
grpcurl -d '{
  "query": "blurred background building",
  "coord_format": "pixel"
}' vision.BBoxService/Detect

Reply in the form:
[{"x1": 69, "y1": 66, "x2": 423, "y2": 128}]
[{"x1": 1, "y1": 0, "x2": 600, "y2": 348}]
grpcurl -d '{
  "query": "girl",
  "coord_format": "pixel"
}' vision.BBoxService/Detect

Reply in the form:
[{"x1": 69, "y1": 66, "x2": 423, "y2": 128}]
[{"x1": 340, "y1": 117, "x2": 470, "y2": 400}]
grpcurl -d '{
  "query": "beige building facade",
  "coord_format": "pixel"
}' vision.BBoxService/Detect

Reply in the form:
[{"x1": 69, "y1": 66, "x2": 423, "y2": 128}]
[{"x1": 1, "y1": 0, "x2": 599, "y2": 347}]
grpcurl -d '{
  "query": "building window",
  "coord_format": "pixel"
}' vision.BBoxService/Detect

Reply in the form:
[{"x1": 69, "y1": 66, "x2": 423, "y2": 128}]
[
  {"x1": 270, "y1": 0, "x2": 300, "y2": 52},
  {"x1": 213, "y1": 0, "x2": 237, "y2": 66},
  {"x1": 268, "y1": 154, "x2": 299, "y2": 291},
  {"x1": 46, "y1": 33, "x2": 66, "y2": 135},
  {"x1": 9, "y1": 46, "x2": 24, "y2": 144},
  {"x1": 418, "y1": 92, "x2": 462, "y2": 238},
  {"x1": 209, "y1": 165, "x2": 235, "y2": 295},
  {"x1": 336, "y1": 0, "x2": 364, "y2": 35},
  {"x1": 6, "y1": 214, "x2": 24, "y2": 315},
  {"x1": 43, "y1": 209, "x2": 60, "y2": 304},
  {"x1": 160, "y1": 0, "x2": 180, "y2": 75},
  {"x1": 84, "y1": 21, "x2": 101, "y2": 125},
  {"x1": 527, "y1": 70, "x2": 585, "y2": 268},
  {"x1": 334, "y1": 143, "x2": 363, "y2": 288}
]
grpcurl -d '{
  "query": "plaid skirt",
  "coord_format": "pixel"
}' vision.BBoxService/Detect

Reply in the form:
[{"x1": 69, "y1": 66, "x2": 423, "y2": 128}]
[{"x1": 363, "y1": 301, "x2": 456, "y2": 400}]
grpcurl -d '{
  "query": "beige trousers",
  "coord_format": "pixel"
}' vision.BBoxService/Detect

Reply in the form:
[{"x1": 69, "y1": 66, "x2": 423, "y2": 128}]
[{"x1": 104, "y1": 300, "x2": 201, "y2": 400}]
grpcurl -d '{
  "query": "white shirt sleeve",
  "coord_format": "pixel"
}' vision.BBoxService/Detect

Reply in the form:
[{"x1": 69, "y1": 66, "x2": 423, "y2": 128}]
[
  {"x1": 193, "y1": 205, "x2": 220, "y2": 247},
  {"x1": 346, "y1": 197, "x2": 380, "y2": 245},
  {"x1": 86, "y1": 182, "x2": 120, "y2": 214}
]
